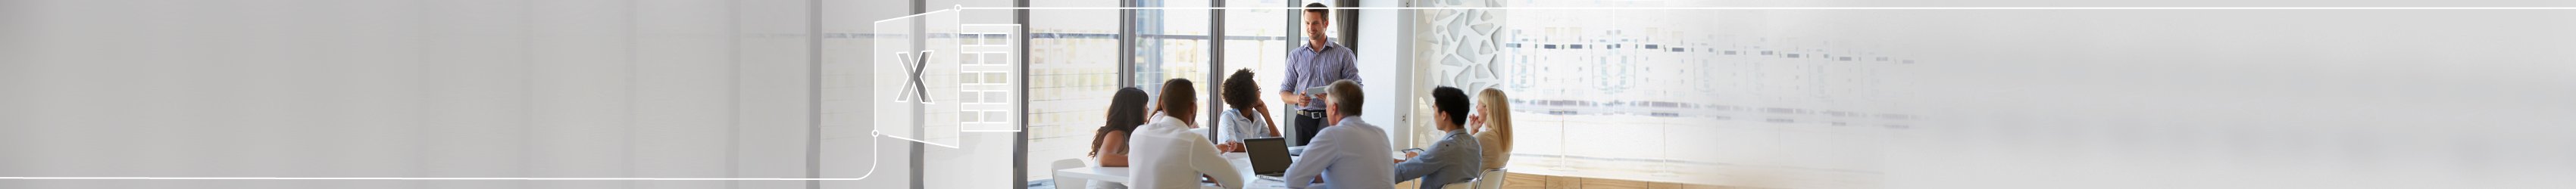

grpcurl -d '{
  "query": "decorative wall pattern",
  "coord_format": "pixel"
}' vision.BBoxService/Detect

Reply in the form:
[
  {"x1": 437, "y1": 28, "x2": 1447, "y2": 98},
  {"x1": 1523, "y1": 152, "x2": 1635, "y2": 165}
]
[{"x1": 1415, "y1": 0, "x2": 1506, "y2": 91}]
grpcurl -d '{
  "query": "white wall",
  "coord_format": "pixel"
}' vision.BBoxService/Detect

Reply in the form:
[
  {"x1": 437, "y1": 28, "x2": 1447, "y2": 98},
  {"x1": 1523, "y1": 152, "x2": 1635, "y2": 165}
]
[
  {"x1": 1374, "y1": 0, "x2": 2576, "y2": 188},
  {"x1": 1355, "y1": 0, "x2": 1412, "y2": 149},
  {"x1": 1855, "y1": 10, "x2": 2576, "y2": 188},
  {"x1": 736, "y1": 0, "x2": 824, "y2": 189},
  {"x1": 817, "y1": 0, "x2": 914, "y2": 188},
  {"x1": 0, "y1": 0, "x2": 831, "y2": 188}
]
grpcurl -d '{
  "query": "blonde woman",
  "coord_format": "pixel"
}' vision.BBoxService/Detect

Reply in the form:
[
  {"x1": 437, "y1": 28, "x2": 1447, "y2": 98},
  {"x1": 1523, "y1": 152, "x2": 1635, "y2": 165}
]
[{"x1": 1468, "y1": 88, "x2": 1514, "y2": 169}]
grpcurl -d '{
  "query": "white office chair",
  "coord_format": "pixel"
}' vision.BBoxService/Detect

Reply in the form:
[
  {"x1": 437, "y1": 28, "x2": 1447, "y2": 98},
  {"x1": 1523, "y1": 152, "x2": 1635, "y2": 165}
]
[
  {"x1": 1436, "y1": 169, "x2": 1508, "y2": 189},
  {"x1": 1052, "y1": 159, "x2": 1088, "y2": 189},
  {"x1": 1473, "y1": 169, "x2": 1508, "y2": 189},
  {"x1": 1440, "y1": 181, "x2": 1477, "y2": 189}
]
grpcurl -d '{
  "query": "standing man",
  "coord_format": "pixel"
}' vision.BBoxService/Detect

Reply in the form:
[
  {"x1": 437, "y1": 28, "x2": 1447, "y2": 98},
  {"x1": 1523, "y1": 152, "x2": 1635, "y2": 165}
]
[{"x1": 1282, "y1": 2, "x2": 1361, "y2": 146}]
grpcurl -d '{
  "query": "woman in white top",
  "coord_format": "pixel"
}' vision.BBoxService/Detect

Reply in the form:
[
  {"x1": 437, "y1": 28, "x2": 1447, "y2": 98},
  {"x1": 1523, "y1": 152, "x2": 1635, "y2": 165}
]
[
  {"x1": 1086, "y1": 87, "x2": 1152, "y2": 189},
  {"x1": 1128, "y1": 79, "x2": 1247, "y2": 189},
  {"x1": 1215, "y1": 69, "x2": 1282, "y2": 150}
]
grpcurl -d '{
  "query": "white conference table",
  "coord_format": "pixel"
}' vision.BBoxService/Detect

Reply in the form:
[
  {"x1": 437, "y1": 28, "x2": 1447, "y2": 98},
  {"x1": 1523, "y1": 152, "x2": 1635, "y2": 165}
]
[{"x1": 1055, "y1": 152, "x2": 1407, "y2": 189}]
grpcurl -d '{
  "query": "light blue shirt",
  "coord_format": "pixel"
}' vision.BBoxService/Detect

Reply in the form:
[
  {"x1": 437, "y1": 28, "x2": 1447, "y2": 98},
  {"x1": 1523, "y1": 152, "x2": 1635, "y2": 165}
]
[
  {"x1": 1281, "y1": 42, "x2": 1361, "y2": 110},
  {"x1": 1283, "y1": 116, "x2": 1395, "y2": 189},
  {"x1": 1391, "y1": 129, "x2": 1480, "y2": 189},
  {"x1": 1217, "y1": 108, "x2": 1276, "y2": 144}
]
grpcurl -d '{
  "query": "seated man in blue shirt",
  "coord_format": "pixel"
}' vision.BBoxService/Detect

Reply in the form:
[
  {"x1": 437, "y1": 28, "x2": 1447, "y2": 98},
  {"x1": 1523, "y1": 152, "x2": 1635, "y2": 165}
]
[
  {"x1": 1391, "y1": 86, "x2": 1482, "y2": 189},
  {"x1": 1283, "y1": 80, "x2": 1394, "y2": 189}
]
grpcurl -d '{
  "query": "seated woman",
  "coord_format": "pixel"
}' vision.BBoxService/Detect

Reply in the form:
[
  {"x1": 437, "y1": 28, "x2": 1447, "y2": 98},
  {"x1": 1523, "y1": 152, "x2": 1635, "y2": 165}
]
[
  {"x1": 1215, "y1": 69, "x2": 1282, "y2": 151},
  {"x1": 1471, "y1": 88, "x2": 1515, "y2": 170},
  {"x1": 1393, "y1": 86, "x2": 1483, "y2": 189},
  {"x1": 1127, "y1": 79, "x2": 1246, "y2": 189},
  {"x1": 1086, "y1": 87, "x2": 1152, "y2": 189}
]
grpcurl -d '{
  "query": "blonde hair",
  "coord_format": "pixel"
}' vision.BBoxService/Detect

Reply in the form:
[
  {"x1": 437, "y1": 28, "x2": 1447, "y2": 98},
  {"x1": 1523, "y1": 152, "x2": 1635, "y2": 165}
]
[{"x1": 1475, "y1": 88, "x2": 1512, "y2": 153}]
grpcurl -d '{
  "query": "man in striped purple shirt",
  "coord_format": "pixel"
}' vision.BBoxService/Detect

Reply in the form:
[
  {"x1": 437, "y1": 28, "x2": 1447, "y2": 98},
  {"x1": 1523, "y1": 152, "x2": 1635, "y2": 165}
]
[{"x1": 1281, "y1": 2, "x2": 1361, "y2": 147}]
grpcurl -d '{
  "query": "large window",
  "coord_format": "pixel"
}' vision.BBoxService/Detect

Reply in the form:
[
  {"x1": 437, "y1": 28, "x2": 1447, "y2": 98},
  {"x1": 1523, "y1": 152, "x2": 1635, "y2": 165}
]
[
  {"x1": 1129, "y1": 0, "x2": 1211, "y2": 106},
  {"x1": 1023, "y1": 0, "x2": 1296, "y2": 183},
  {"x1": 1024, "y1": 0, "x2": 1123, "y2": 182},
  {"x1": 1218, "y1": 0, "x2": 1293, "y2": 135},
  {"x1": 1437, "y1": 5, "x2": 1919, "y2": 187}
]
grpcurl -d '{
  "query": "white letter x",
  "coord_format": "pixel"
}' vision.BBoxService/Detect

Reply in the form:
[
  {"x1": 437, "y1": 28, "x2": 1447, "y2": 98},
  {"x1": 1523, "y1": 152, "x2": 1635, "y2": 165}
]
[{"x1": 896, "y1": 51, "x2": 933, "y2": 104}]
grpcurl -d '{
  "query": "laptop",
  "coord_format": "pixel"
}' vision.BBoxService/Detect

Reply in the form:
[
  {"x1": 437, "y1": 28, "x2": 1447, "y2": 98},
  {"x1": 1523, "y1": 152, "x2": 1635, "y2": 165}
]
[{"x1": 1243, "y1": 138, "x2": 1293, "y2": 178}]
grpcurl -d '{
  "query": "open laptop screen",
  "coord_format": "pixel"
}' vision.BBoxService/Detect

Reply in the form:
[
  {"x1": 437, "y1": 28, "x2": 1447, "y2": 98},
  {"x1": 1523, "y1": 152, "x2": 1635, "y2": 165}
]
[{"x1": 1243, "y1": 138, "x2": 1293, "y2": 175}]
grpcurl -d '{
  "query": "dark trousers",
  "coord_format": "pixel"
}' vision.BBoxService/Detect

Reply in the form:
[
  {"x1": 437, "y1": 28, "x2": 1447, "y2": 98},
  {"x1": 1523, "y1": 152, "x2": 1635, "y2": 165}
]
[{"x1": 1292, "y1": 110, "x2": 1327, "y2": 146}]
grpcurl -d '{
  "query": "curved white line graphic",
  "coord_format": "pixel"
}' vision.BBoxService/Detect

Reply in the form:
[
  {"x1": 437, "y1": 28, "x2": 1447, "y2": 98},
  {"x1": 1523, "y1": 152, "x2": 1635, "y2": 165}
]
[{"x1": 0, "y1": 131, "x2": 889, "y2": 181}]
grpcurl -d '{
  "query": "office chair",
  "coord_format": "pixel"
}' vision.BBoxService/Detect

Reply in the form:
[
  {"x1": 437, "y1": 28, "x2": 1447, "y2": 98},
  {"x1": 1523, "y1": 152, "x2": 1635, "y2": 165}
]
[
  {"x1": 1052, "y1": 159, "x2": 1088, "y2": 189},
  {"x1": 1474, "y1": 168, "x2": 1508, "y2": 189}
]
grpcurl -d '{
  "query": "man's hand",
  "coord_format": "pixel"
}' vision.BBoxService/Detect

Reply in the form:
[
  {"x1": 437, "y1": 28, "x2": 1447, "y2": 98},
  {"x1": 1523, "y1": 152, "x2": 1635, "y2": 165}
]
[
  {"x1": 1396, "y1": 151, "x2": 1419, "y2": 163},
  {"x1": 1280, "y1": 91, "x2": 1307, "y2": 105},
  {"x1": 1217, "y1": 141, "x2": 1245, "y2": 152}
]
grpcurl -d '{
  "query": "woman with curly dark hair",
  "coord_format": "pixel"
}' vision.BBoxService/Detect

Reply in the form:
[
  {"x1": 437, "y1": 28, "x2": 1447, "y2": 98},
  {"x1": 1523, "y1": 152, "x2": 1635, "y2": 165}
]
[{"x1": 1214, "y1": 69, "x2": 1281, "y2": 151}]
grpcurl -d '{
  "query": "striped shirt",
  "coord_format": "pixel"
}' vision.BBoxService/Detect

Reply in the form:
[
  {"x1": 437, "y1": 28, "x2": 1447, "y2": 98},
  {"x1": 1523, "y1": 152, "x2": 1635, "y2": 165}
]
[{"x1": 1282, "y1": 42, "x2": 1362, "y2": 110}]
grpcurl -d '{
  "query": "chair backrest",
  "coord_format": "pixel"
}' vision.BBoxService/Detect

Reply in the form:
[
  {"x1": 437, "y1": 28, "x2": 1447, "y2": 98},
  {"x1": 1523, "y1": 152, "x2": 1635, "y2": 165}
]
[
  {"x1": 1441, "y1": 181, "x2": 1477, "y2": 189},
  {"x1": 1473, "y1": 168, "x2": 1508, "y2": 189},
  {"x1": 1052, "y1": 159, "x2": 1088, "y2": 189}
]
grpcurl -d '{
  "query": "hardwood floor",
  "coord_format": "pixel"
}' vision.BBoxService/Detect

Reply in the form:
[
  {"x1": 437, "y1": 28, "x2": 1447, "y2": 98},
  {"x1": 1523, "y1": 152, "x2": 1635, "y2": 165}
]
[{"x1": 1494, "y1": 173, "x2": 1740, "y2": 189}]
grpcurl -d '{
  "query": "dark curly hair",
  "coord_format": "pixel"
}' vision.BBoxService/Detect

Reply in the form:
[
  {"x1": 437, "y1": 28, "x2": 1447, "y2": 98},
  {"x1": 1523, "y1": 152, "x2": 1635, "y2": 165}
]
[{"x1": 1221, "y1": 69, "x2": 1261, "y2": 111}]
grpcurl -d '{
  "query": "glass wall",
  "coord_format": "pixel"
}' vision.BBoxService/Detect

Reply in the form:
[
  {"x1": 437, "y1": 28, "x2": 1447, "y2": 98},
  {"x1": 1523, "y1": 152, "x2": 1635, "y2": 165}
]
[
  {"x1": 1412, "y1": 2, "x2": 1921, "y2": 187},
  {"x1": 1026, "y1": 0, "x2": 1293, "y2": 183},
  {"x1": 1024, "y1": 0, "x2": 1123, "y2": 182},
  {"x1": 1217, "y1": 0, "x2": 1294, "y2": 138},
  {"x1": 1130, "y1": 0, "x2": 1211, "y2": 106}
]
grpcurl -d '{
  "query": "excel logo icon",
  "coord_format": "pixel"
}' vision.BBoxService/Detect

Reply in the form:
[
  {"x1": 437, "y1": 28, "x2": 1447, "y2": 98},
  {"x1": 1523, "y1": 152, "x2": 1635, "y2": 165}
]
[
  {"x1": 894, "y1": 50, "x2": 933, "y2": 104},
  {"x1": 871, "y1": 8, "x2": 1023, "y2": 147}
]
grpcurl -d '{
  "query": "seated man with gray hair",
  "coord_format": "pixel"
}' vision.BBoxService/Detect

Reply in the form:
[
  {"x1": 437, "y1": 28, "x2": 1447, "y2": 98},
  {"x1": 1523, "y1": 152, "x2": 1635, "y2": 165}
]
[{"x1": 1282, "y1": 79, "x2": 1394, "y2": 189}]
